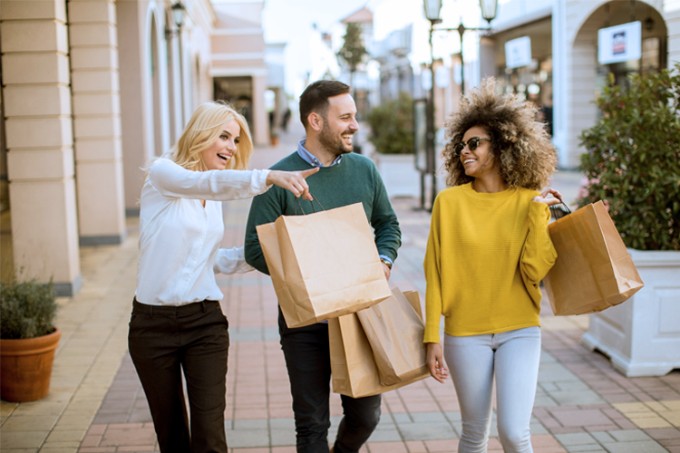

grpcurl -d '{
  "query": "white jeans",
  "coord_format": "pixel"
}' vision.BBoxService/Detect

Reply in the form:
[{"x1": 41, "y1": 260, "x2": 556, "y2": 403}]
[{"x1": 444, "y1": 327, "x2": 541, "y2": 453}]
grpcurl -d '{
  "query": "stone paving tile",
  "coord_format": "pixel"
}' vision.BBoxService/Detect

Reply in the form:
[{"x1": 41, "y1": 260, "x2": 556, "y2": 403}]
[{"x1": 548, "y1": 407, "x2": 616, "y2": 429}]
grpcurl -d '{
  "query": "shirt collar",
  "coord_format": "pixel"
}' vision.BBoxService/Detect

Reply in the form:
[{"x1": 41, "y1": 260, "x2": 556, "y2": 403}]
[{"x1": 296, "y1": 138, "x2": 343, "y2": 167}]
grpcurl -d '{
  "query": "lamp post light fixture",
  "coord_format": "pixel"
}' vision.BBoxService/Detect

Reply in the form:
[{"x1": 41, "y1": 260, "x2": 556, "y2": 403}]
[
  {"x1": 171, "y1": 1, "x2": 187, "y2": 31},
  {"x1": 165, "y1": 1, "x2": 186, "y2": 38},
  {"x1": 420, "y1": 0, "x2": 497, "y2": 209},
  {"x1": 425, "y1": 0, "x2": 498, "y2": 95}
]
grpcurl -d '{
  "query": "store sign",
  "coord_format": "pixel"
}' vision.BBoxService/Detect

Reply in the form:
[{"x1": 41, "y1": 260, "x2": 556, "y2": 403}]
[
  {"x1": 598, "y1": 21, "x2": 641, "y2": 64},
  {"x1": 505, "y1": 36, "x2": 532, "y2": 69}
]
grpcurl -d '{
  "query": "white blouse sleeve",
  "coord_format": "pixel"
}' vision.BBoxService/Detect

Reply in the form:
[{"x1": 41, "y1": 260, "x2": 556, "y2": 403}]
[
  {"x1": 149, "y1": 157, "x2": 271, "y2": 201},
  {"x1": 214, "y1": 246, "x2": 254, "y2": 274}
]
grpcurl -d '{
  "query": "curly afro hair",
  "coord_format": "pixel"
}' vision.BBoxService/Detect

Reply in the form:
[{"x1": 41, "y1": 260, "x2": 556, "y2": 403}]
[{"x1": 442, "y1": 78, "x2": 556, "y2": 189}]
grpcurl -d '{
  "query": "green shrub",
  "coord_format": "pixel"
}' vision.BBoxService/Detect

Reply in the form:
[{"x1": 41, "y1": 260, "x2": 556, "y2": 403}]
[
  {"x1": 0, "y1": 280, "x2": 57, "y2": 339},
  {"x1": 578, "y1": 64, "x2": 680, "y2": 250},
  {"x1": 366, "y1": 92, "x2": 414, "y2": 154}
]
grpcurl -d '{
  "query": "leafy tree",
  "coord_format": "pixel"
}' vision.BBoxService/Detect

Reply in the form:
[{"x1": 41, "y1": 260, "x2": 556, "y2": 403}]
[
  {"x1": 337, "y1": 22, "x2": 368, "y2": 89},
  {"x1": 578, "y1": 64, "x2": 680, "y2": 250}
]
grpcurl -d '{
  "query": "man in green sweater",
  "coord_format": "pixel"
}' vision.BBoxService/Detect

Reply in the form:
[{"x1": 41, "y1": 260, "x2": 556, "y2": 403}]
[{"x1": 244, "y1": 80, "x2": 401, "y2": 452}]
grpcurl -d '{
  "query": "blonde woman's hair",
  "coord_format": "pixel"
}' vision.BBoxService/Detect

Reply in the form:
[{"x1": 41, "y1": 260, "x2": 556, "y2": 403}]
[
  {"x1": 172, "y1": 101, "x2": 253, "y2": 171},
  {"x1": 442, "y1": 78, "x2": 556, "y2": 189}
]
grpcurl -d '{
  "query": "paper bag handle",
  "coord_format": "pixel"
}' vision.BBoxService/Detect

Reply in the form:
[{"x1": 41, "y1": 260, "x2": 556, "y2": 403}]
[
  {"x1": 296, "y1": 198, "x2": 327, "y2": 215},
  {"x1": 550, "y1": 202, "x2": 571, "y2": 220}
]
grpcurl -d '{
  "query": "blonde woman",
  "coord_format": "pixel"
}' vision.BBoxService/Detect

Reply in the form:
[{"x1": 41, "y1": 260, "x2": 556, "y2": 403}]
[
  {"x1": 129, "y1": 101, "x2": 317, "y2": 453},
  {"x1": 424, "y1": 80, "x2": 560, "y2": 453}
]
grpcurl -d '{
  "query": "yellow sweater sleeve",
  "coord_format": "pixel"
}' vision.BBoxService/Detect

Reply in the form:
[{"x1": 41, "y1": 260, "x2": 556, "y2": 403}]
[
  {"x1": 423, "y1": 185, "x2": 557, "y2": 341},
  {"x1": 520, "y1": 202, "x2": 558, "y2": 307}
]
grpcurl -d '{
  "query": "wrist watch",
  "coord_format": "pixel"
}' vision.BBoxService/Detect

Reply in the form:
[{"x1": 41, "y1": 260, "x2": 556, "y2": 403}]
[{"x1": 380, "y1": 258, "x2": 393, "y2": 269}]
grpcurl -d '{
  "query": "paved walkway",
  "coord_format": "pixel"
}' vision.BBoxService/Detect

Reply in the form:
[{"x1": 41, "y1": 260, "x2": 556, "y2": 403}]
[{"x1": 1, "y1": 127, "x2": 679, "y2": 452}]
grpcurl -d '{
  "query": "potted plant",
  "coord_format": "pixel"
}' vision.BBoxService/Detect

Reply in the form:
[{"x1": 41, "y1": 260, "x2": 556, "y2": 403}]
[
  {"x1": 270, "y1": 129, "x2": 280, "y2": 146},
  {"x1": 366, "y1": 92, "x2": 419, "y2": 196},
  {"x1": 0, "y1": 279, "x2": 61, "y2": 401},
  {"x1": 577, "y1": 64, "x2": 680, "y2": 377}
]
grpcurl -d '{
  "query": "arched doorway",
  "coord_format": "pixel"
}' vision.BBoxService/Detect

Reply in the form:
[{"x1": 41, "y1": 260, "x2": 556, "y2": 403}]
[{"x1": 568, "y1": 1, "x2": 667, "y2": 166}]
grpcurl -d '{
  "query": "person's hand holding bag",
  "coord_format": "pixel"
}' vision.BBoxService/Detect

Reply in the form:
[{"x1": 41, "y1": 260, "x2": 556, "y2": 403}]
[{"x1": 533, "y1": 187, "x2": 563, "y2": 206}]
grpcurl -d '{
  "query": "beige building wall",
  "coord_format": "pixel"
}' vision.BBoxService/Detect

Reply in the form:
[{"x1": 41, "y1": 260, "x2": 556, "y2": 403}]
[
  {"x1": 1, "y1": 0, "x2": 82, "y2": 294},
  {"x1": 117, "y1": 0, "x2": 173, "y2": 215},
  {"x1": 551, "y1": 0, "x2": 672, "y2": 168},
  {"x1": 0, "y1": 0, "x2": 265, "y2": 294},
  {"x1": 666, "y1": 0, "x2": 680, "y2": 63},
  {"x1": 117, "y1": 0, "x2": 153, "y2": 214},
  {"x1": 117, "y1": 0, "x2": 216, "y2": 214},
  {"x1": 562, "y1": 0, "x2": 668, "y2": 168},
  {"x1": 185, "y1": 0, "x2": 217, "y2": 115},
  {"x1": 211, "y1": 1, "x2": 268, "y2": 146},
  {"x1": 69, "y1": 0, "x2": 126, "y2": 245}
]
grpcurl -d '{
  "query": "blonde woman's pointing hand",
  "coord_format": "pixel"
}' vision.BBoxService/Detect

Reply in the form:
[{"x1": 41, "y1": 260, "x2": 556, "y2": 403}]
[{"x1": 267, "y1": 167, "x2": 319, "y2": 201}]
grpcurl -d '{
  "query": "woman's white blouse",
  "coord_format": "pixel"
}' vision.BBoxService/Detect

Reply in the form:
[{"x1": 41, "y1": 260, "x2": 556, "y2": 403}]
[{"x1": 135, "y1": 158, "x2": 271, "y2": 306}]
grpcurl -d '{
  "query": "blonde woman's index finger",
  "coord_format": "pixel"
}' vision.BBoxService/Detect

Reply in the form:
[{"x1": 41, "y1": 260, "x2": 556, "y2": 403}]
[{"x1": 300, "y1": 167, "x2": 320, "y2": 178}]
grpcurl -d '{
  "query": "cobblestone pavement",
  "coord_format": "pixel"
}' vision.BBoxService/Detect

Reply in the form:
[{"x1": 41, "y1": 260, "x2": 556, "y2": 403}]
[{"x1": 1, "y1": 127, "x2": 678, "y2": 452}]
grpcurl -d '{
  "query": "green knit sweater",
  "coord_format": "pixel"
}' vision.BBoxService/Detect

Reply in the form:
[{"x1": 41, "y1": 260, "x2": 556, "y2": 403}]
[{"x1": 244, "y1": 152, "x2": 402, "y2": 275}]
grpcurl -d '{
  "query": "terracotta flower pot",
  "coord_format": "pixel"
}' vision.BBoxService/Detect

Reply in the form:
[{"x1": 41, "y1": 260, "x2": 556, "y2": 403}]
[{"x1": 0, "y1": 328, "x2": 61, "y2": 402}]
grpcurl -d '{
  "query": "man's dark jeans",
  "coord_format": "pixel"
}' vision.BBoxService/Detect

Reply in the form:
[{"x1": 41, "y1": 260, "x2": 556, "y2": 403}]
[{"x1": 279, "y1": 311, "x2": 381, "y2": 453}]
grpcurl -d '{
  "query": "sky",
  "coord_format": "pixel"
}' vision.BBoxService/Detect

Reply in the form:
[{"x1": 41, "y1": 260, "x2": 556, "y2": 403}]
[
  {"x1": 262, "y1": 0, "x2": 371, "y2": 97},
  {"x1": 261, "y1": 0, "x2": 487, "y2": 98}
]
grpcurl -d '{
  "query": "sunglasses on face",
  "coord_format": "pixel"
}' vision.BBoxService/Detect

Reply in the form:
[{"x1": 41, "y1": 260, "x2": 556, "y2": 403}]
[{"x1": 453, "y1": 137, "x2": 492, "y2": 157}]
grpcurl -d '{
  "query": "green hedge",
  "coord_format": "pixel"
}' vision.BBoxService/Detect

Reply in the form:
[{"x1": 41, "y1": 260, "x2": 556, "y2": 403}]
[
  {"x1": 578, "y1": 64, "x2": 680, "y2": 250},
  {"x1": 366, "y1": 92, "x2": 414, "y2": 154}
]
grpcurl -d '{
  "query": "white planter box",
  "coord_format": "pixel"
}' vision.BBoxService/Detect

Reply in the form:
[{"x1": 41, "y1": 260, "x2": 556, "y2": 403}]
[
  {"x1": 581, "y1": 249, "x2": 680, "y2": 377},
  {"x1": 373, "y1": 153, "x2": 419, "y2": 198}
]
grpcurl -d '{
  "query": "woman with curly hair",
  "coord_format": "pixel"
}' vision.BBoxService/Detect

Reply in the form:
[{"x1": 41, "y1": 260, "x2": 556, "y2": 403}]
[
  {"x1": 423, "y1": 79, "x2": 560, "y2": 453},
  {"x1": 129, "y1": 101, "x2": 317, "y2": 453}
]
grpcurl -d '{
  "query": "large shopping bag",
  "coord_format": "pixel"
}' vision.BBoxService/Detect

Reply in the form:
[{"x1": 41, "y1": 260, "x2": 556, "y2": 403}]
[
  {"x1": 544, "y1": 200, "x2": 644, "y2": 315},
  {"x1": 329, "y1": 291, "x2": 429, "y2": 398},
  {"x1": 355, "y1": 288, "x2": 429, "y2": 386},
  {"x1": 256, "y1": 202, "x2": 391, "y2": 328}
]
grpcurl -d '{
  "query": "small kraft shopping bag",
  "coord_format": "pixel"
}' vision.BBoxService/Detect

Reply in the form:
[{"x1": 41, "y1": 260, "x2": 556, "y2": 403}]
[
  {"x1": 256, "y1": 202, "x2": 391, "y2": 328},
  {"x1": 355, "y1": 288, "x2": 429, "y2": 386},
  {"x1": 329, "y1": 289, "x2": 429, "y2": 398},
  {"x1": 544, "y1": 200, "x2": 644, "y2": 315}
]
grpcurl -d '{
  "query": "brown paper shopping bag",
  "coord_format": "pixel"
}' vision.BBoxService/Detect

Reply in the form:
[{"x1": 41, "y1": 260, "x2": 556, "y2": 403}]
[
  {"x1": 256, "y1": 203, "x2": 391, "y2": 328},
  {"x1": 544, "y1": 200, "x2": 644, "y2": 315},
  {"x1": 329, "y1": 292, "x2": 428, "y2": 398},
  {"x1": 355, "y1": 288, "x2": 429, "y2": 386}
]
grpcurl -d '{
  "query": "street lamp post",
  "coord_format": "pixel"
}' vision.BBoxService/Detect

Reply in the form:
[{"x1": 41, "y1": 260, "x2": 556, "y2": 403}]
[
  {"x1": 423, "y1": 0, "x2": 442, "y2": 211},
  {"x1": 421, "y1": 0, "x2": 497, "y2": 208}
]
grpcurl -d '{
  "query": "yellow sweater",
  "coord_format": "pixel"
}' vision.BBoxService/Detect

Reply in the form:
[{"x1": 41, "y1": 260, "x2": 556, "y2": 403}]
[{"x1": 423, "y1": 183, "x2": 557, "y2": 342}]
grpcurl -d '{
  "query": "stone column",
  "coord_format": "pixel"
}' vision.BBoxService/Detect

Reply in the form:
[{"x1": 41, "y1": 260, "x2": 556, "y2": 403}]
[
  {"x1": 252, "y1": 73, "x2": 268, "y2": 146},
  {"x1": 68, "y1": 0, "x2": 126, "y2": 245},
  {"x1": 1, "y1": 0, "x2": 81, "y2": 295}
]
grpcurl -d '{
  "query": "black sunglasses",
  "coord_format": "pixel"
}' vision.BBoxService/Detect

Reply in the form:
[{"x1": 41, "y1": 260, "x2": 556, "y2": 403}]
[{"x1": 453, "y1": 137, "x2": 492, "y2": 157}]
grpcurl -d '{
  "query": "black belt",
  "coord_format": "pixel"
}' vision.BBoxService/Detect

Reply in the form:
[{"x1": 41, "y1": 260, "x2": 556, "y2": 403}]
[{"x1": 132, "y1": 298, "x2": 219, "y2": 315}]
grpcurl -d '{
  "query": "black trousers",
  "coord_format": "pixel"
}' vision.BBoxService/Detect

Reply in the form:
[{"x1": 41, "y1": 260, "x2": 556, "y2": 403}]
[
  {"x1": 279, "y1": 310, "x2": 381, "y2": 453},
  {"x1": 128, "y1": 299, "x2": 229, "y2": 453}
]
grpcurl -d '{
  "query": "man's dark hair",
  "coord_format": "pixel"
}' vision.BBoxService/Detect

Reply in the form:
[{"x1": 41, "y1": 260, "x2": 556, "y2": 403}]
[{"x1": 299, "y1": 80, "x2": 351, "y2": 128}]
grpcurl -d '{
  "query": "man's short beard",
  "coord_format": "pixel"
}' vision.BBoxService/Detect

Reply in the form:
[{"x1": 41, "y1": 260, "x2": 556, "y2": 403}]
[{"x1": 319, "y1": 123, "x2": 352, "y2": 155}]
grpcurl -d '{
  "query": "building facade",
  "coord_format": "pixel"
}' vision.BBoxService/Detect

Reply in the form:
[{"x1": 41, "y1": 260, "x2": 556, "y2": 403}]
[
  {"x1": 487, "y1": 0, "x2": 679, "y2": 168},
  {"x1": 0, "y1": 0, "x2": 269, "y2": 295},
  {"x1": 372, "y1": 0, "x2": 679, "y2": 169}
]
